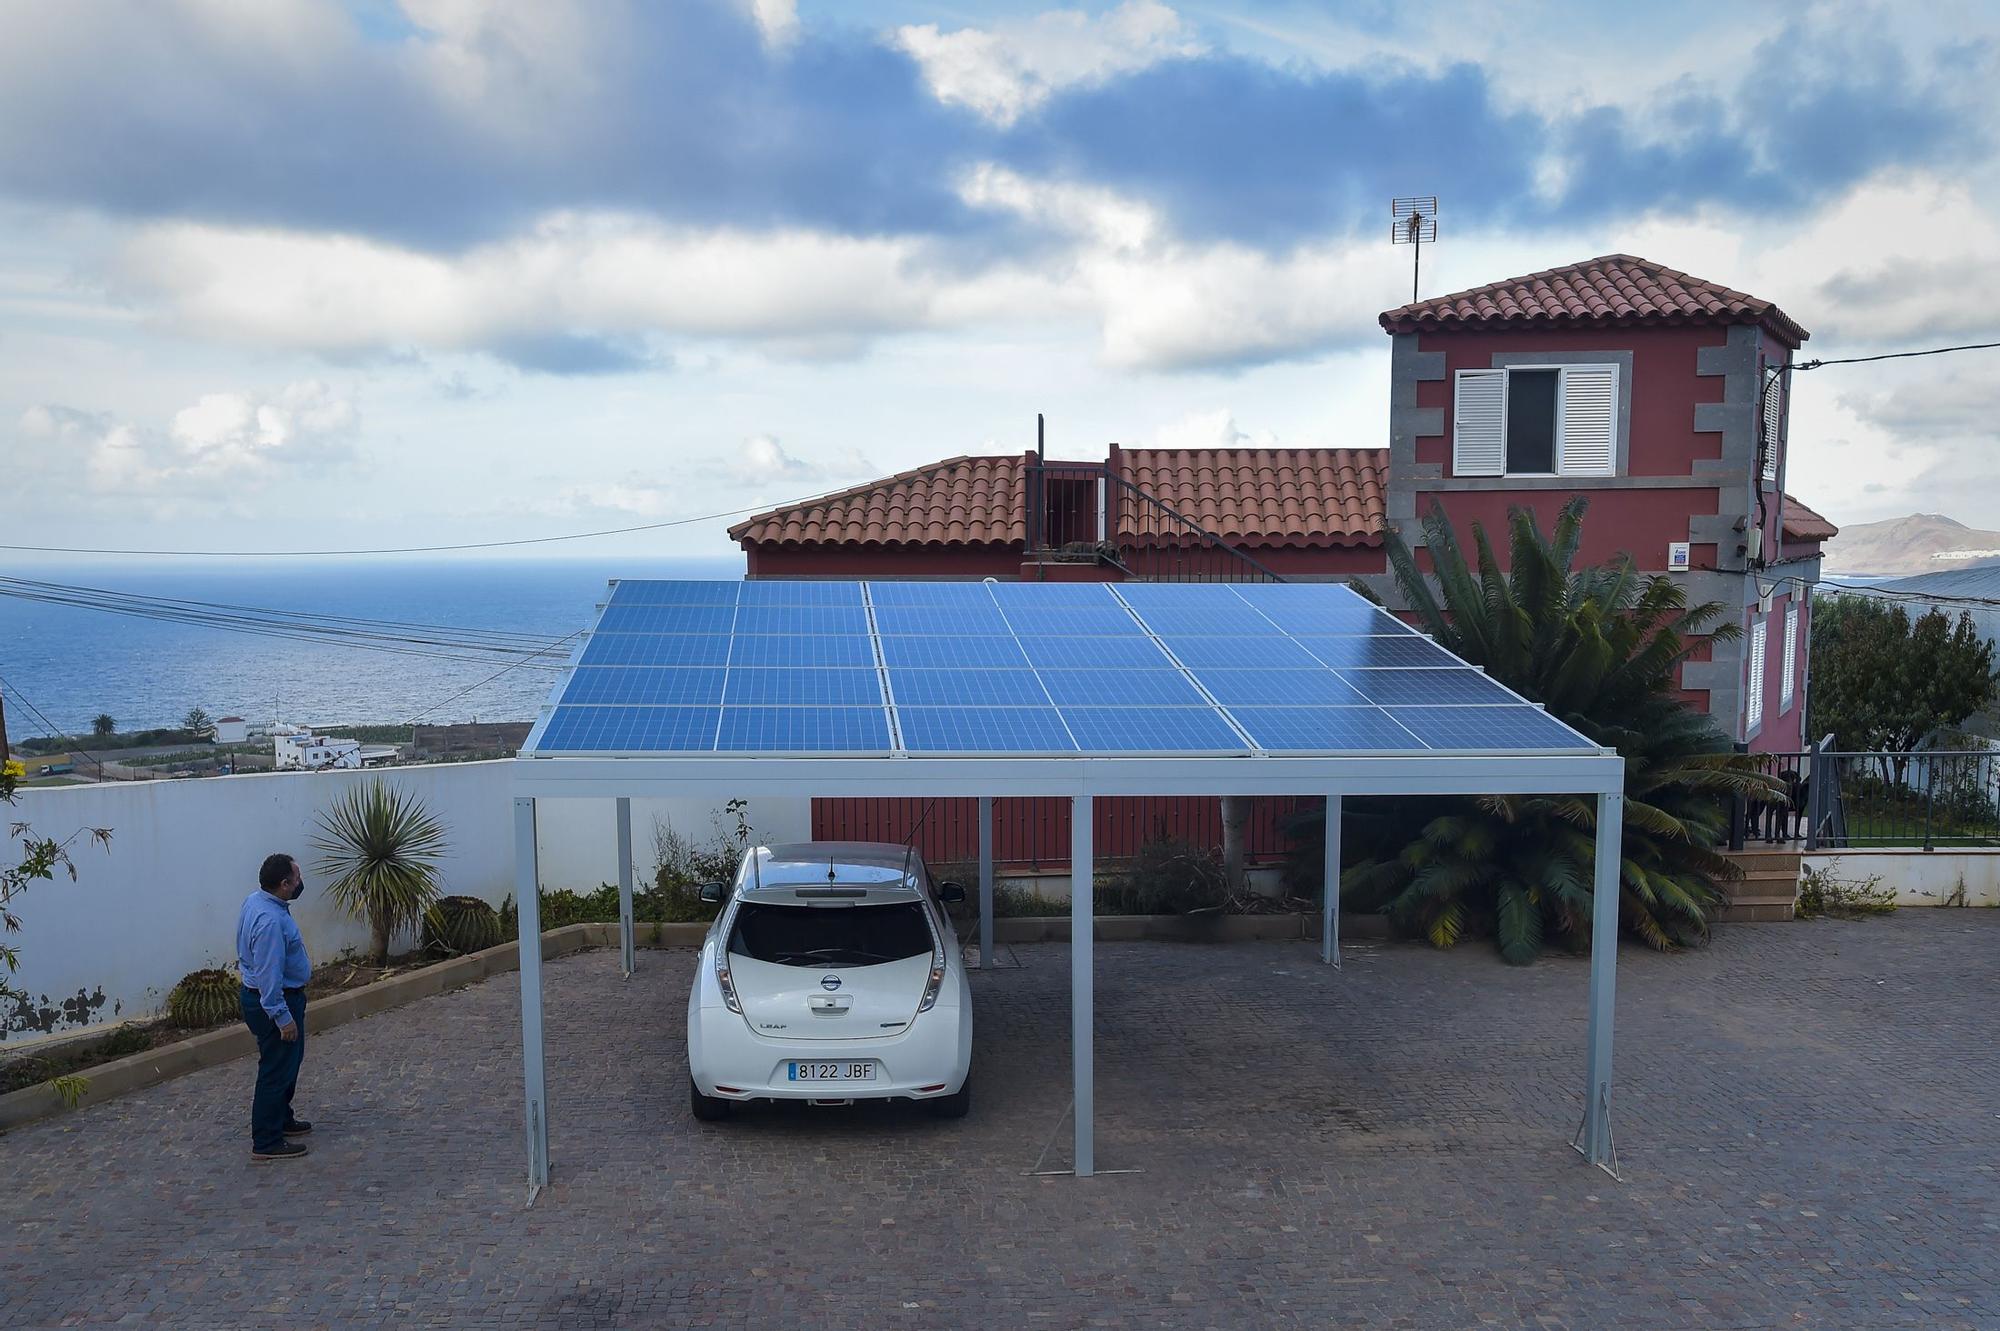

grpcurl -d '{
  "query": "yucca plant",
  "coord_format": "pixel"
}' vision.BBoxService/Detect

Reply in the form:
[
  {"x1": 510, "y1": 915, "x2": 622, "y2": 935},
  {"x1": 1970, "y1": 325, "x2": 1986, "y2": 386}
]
[
  {"x1": 166, "y1": 966, "x2": 240, "y2": 1028},
  {"x1": 313, "y1": 782, "x2": 449, "y2": 964},
  {"x1": 1334, "y1": 497, "x2": 1780, "y2": 963},
  {"x1": 423, "y1": 894, "x2": 502, "y2": 956}
]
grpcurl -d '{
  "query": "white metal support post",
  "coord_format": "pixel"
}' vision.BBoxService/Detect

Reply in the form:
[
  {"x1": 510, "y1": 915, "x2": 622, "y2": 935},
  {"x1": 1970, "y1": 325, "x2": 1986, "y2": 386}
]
[
  {"x1": 514, "y1": 796, "x2": 550, "y2": 1198},
  {"x1": 615, "y1": 797, "x2": 636, "y2": 978},
  {"x1": 977, "y1": 795, "x2": 995, "y2": 969},
  {"x1": 1320, "y1": 794, "x2": 1343, "y2": 967},
  {"x1": 1580, "y1": 791, "x2": 1623, "y2": 1172},
  {"x1": 1071, "y1": 793, "x2": 1094, "y2": 1178}
]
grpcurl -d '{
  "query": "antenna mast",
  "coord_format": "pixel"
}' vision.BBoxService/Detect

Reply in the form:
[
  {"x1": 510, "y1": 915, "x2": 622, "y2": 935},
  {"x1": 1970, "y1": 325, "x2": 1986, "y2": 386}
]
[{"x1": 1391, "y1": 196, "x2": 1438, "y2": 303}]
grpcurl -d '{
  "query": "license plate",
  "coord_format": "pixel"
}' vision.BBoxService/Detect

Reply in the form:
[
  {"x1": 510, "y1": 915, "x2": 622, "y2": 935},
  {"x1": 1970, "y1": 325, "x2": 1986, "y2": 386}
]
[{"x1": 788, "y1": 1060, "x2": 877, "y2": 1082}]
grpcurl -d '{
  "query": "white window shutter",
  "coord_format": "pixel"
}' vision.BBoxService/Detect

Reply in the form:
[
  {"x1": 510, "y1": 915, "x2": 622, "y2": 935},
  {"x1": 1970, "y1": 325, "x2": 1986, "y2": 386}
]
[
  {"x1": 1557, "y1": 365, "x2": 1617, "y2": 476},
  {"x1": 1747, "y1": 618, "x2": 1768, "y2": 731},
  {"x1": 1781, "y1": 602, "x2": 1798, "y2": 710},
  {"x1": 1453, "y1": 370, "x2": 1506, "y2": 476},
  {"x1": 1761, "y1": 371, "x2": 1783, "y2": 482}
]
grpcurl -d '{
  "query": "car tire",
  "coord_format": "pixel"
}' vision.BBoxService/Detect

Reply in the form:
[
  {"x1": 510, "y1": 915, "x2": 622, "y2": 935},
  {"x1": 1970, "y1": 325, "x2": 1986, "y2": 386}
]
[
  {"x1": 689, "y1": 1075, "x2": 732, "y2": 1122},
  {"x1": 926, "y1": 1074, "x2": 971, "y2": 1119}
]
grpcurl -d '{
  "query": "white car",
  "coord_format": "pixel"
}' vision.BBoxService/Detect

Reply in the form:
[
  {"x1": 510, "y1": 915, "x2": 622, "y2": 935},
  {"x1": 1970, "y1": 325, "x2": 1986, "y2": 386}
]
[{"x1": 687, "y1": 841, "x2": 974, "y2": 1122}]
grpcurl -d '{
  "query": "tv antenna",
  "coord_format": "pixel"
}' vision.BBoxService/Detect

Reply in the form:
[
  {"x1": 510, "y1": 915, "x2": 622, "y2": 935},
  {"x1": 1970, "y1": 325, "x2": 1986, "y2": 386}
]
[{"x1": 1391, "y1": 197, "x2": 1437, "y2": 303}]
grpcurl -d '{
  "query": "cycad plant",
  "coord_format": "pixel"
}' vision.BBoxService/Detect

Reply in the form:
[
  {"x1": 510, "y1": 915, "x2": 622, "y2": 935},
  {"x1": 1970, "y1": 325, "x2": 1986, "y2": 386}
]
[
  {"x1": 313, "y1": 782, "x2": 449, "y2": 964},
  {"x1": 1339, "y1": 497, "x2": 1778, "y2": 963}
]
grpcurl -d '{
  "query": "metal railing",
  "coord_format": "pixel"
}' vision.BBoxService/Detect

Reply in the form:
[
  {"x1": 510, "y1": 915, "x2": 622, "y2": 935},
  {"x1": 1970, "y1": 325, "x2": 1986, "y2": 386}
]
[
  {"x1": 1735, "y1": 738, "x2": 2000, "y2": 851},
  {"x1": 1023, "y1": 461, "x2": 1284, "y2": 583}
]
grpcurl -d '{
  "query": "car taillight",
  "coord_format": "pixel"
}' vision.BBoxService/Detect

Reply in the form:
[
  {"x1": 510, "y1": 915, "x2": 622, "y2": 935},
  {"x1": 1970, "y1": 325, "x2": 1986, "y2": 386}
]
[
  {"x1": 716, "y1": 954, "x2": 742, "y2": 1013},
  {"x1": 916, "y1": 946, "x2": 946, "y2": 1013}
]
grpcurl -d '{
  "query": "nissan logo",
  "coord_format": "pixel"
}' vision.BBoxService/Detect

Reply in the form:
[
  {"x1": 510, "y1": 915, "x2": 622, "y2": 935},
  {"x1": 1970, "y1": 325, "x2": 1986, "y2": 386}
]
[{"x1": 820, "y1": 974, "x2": 841, "y2": 991}]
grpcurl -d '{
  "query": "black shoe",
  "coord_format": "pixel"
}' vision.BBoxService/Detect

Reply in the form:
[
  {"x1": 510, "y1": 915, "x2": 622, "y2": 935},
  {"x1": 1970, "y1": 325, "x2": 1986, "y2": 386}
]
[
  {"x1": 252, "y1": 1141, "x2": 309, "y2": 1162},
  {"x1": 282, "y1": 1118, "x2": 313, "y2": 1137}
]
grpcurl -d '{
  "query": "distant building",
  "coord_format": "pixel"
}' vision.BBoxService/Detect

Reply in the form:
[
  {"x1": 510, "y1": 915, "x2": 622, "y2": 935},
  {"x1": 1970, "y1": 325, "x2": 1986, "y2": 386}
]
[
  {"x1": 213, "y1": 716, "x2": 249, "y2": 744},
  {"x1": 273, "y1": 726, "x2": 362, "y2": 771}
]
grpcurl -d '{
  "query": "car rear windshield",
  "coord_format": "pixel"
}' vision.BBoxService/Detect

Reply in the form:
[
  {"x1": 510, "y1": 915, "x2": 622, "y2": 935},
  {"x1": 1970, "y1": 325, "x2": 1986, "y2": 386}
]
[{"x1": 728, "y1": 901, "x2": 935, "y2": 968}]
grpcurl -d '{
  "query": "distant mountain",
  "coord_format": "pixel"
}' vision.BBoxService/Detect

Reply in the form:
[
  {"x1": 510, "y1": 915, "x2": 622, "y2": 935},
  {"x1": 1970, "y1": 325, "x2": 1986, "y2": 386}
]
[{"x1": 1822, "y1": 513, "x2": 2000, "y2": 576}]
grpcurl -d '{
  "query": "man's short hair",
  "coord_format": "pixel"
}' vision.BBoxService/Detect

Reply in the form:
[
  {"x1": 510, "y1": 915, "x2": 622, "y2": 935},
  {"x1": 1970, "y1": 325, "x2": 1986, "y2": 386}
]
[{"x1": 258, "y1": 854, "x2": 296, "y2": 891}]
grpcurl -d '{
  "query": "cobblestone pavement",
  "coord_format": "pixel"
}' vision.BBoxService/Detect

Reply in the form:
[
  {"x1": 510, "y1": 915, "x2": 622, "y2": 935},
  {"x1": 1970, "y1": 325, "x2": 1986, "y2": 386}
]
[{"x1": 3, "y1": 913, "x2": 1997, "y2": 1329}]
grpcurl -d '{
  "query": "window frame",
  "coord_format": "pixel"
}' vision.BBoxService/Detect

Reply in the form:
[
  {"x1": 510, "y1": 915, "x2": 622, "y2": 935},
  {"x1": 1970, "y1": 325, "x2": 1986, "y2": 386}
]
[
  {"x1": 1451, "y1": 363, "x2": 1620, "y2": 480},
  {"x1": 1779, "y1": 601, "x2": 1799, "y2": 714},
  {"x1": 1746, "y1": 615, "x2": 1768, "y2": 735}
]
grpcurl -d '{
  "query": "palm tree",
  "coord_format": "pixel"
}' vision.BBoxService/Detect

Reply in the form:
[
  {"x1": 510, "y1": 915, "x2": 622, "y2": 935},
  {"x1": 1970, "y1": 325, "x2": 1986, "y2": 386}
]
[
  {"x1": 312, "y1": 782, "x2": 449, "y2": 964},
  {"x1": 91, "y1": 714, "x2": 115, "y2": 737},
  {"x1": 1336, "y1": 497, "x2": 1778, "y2": 963}
]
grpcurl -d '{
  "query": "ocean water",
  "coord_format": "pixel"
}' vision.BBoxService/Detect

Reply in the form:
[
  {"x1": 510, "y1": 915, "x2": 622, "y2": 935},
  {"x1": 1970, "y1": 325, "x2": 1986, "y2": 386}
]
[{"x1": 0, "y1": 558, "x2": 741, "y2": 735}]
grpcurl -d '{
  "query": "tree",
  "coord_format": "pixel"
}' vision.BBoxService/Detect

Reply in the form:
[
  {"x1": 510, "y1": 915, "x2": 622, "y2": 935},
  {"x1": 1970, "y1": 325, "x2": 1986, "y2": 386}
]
[
  {"x1": 1326, "y1": 498, "x2": 1777, "y2": 963},
  {"x1": 183, "y1": 707, "x2": 213, "y2": 737},
  {"x1": 1808, "y1": 595, "x2": 1997, "y2": 752},
  {"x1": 312, "y1": 782, "x2": 449, "y2": 964},
  {"x1": 91, "y1": 714, "x2": 115, "y2": 738}
]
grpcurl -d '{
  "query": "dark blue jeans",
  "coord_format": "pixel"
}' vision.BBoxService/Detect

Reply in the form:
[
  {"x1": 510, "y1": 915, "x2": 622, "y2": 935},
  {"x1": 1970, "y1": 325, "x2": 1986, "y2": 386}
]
[{"x1": 240, "y1": 986, "x2": 306, "y2": 1151}]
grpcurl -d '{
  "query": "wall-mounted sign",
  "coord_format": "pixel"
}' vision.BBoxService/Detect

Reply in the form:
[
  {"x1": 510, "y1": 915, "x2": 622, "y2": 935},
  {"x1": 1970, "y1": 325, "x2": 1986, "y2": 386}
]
[{"x1": 1667, "y1": 541, "x2": 1691, "y2": 572}]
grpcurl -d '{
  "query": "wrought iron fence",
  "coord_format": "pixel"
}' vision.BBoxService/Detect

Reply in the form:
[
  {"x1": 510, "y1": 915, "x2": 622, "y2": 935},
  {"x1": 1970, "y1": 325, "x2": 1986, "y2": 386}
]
[
  {"x1": 1023, "y1": 461, "x2": 1283, "y2": 584},
  {"x1": 1735, "y1": 740, "x2": 2000, "y2": 850}
]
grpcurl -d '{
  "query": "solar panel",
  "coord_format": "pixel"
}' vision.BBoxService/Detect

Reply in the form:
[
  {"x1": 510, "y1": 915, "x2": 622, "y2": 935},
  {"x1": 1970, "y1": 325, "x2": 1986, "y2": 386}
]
[
  {"x1": 865, "y1": 581, "x2": 999, "y2": 606},
  {"x1": 1158, "y1": 635, "x2": 1323, "y2": 670},
  {"x1": 1226, "y1": 707, "x2": 1425, "y2": 752},
  {"x1": 886, "y1": 669, "x2": 1048, "y2": 707},
  {"x1": 897, "y1": 706, "x2": 1076, "y2": 753},
  {"x1": 1111, "y1": 582, "x2": 1255, "y2": 607},
  {"x1": 1289, "y1": 636, "x2": 1459, "y2": 670},
  {"x1": 1338, "y1": 667, "x2": 1518, "y2": 706},
  {"x1": 1384, "y1": 705, "x2": 1583, "y2": 751},
  {"x1": 987, "y1": 582, "x2": 1116, "y2": 607},
  {"x1": 1036, "y1": 669, "x2": 1207, "y2": 707},
  {"x1": 1191, "y1": 669, "x2": 1369, "y2": 707},
  {"x1": 732, "y1": 606, "x2": 871, "y2": 636},
  {"x1": 878, "y1": 636, "x2": 1030, "y2": 669},
  {"x1": 726, "y1": 635, "x2": 877, "y2": 667},
  {"x1": 869, "y1": 604, "x2": 1012, "y2": 636},
  {"x1": 1016, "y1": 636, "x2": 1175, "y2": 670},
  {"x1": 593, "y1": 604, "x2": 737, "y2": 635},
  {"x1": 579, "y1": 634, "x2": 733, "y2": 667},
  {"x1": 605, "y1": 580, "x2": 739, "y2": 607},
  {"x1": 735, "y1": 581, "x2": 864, "y2": 606},
  {"x1": 560, "y1": 666, "x2": 726, "y2": 706},
  {"x1": 722, "y1": 668, "x2": 884, "y2": 706},
  {"x1": 716, "y1": 706, "x2": 891, "y2": 752},
  {"x1": 1127, "y1": 605, "x2": 1284, "y2": 637},
  {"x1": 538, "y1": 706, "x2": 720, "y2": 752},
  {"x1": 1001, "y1": 605, "x2": 1145, "y2": 636},
  {"x1": 1057, "y1": 707, "x2": 1246, "y2": 752}
]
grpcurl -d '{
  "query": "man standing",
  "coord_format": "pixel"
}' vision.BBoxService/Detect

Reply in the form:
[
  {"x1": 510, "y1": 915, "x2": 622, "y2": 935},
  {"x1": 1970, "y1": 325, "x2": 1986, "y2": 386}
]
[{"x1": 238, "y1": 853, "x2": 314, "y2": 1162}]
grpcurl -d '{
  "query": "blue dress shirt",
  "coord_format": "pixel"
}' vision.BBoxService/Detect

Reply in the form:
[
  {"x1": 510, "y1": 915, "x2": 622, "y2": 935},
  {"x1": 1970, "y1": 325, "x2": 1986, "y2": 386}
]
[{"x1": 237, "y1": 889, "x2": 312, "y2": 1027}]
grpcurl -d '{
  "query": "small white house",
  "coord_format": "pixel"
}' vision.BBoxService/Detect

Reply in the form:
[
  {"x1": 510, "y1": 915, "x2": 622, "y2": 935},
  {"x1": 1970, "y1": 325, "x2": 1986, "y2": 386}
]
[
  {"x1": 274, "y1": 726, "x2": 362, "y2": 772},
  {"x1": 213, "y1": 716, "x2": 249, "y2": 744}
]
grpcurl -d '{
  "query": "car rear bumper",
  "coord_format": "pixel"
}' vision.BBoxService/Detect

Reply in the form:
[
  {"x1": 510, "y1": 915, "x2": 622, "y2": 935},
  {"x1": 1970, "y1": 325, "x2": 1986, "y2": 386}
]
[{"x1": 689, "y1": 1003, "x2": 970, "y2": 1101}]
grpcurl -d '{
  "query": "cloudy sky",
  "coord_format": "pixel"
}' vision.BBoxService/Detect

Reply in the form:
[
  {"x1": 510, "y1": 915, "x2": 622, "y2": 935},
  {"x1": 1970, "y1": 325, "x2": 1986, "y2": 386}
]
[{"x1": 3, "y1": 0, "x2": 1997, "y2": 562}]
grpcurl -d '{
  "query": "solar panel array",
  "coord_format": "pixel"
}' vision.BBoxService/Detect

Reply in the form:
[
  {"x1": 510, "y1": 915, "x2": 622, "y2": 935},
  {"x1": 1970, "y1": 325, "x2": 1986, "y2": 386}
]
[{"x1": 526, "y1": 580, "x2": 1596, "y2": 757}]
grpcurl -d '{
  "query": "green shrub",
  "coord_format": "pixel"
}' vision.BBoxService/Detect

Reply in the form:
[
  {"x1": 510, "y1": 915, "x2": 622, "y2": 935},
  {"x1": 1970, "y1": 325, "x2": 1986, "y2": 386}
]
[
  {"x1": 1102, "y1": 839, "x2": 1228, "y2": 915},
  {"x1": 423, "y1": 895, "x2": 503, "y2": 955},
  {"x1": 166, "y1": 967, "x2": 239, "y2": 1029}
]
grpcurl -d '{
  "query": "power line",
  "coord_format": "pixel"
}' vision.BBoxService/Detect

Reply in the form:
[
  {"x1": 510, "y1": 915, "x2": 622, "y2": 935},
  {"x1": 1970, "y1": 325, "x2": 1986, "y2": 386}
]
[
  {"x1": 0, "y1": 672, "x2": 109, "y2": 775},
  {"x1": 405, "y1": 630, "x2": 584, "y2": 726},
  {"x1": 1789, "y1": 340, "x2": 2000, "y2": 373}
]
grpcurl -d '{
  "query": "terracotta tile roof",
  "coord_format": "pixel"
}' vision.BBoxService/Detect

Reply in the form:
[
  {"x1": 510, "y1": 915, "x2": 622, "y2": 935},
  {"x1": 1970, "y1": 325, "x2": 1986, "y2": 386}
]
[
  {"x1": 1115, "y1": 448, "x2": 1385, "y2": 548},
  {"x1": 728, "y1": 454, "x2": 1030, "y2": 547},
  {"x1": 1781, "y1": 494, "x2": 1838, "y2": 542},
  {"x1": 1379, "y1": 253, "x2": 1808, "y2": 346}
]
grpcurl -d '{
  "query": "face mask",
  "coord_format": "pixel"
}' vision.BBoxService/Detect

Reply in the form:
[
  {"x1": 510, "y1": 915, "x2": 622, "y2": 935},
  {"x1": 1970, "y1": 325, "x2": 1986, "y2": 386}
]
[{"x1": 292, "y1": 876, "x2": 307, "y2": 900}]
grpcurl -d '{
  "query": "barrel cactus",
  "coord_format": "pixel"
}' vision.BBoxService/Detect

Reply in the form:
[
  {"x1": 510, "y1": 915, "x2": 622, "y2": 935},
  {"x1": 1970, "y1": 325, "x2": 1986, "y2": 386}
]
[
  {"x1": 424, "y1": 895, "x2": 503, "y2": 956},
  {"x1": 166, "y1": 967, "x2": 240, "y2": 1029}
]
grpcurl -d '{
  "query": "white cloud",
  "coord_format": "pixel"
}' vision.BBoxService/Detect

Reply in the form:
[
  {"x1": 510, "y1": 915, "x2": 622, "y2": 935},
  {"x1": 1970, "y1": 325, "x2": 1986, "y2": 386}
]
[
  {"x1": 742, "y1": 0, "x2": 797, "y2": 48},
  {"x1": 896, "y1": 0, "x2": 1200, "y2": 127},
  {"x1": 541, "y1": 434, "x2": 878, "y2": 520},
  {"x1": 1146, "y1": 407, "x2": 1279, "y2": 452}
]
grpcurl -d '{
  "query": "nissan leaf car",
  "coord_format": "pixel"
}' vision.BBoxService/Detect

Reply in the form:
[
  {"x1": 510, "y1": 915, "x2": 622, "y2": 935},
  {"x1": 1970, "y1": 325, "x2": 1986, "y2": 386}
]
[{"x1": 687, "y1": 842, "x2": 973, "y2": 1121}]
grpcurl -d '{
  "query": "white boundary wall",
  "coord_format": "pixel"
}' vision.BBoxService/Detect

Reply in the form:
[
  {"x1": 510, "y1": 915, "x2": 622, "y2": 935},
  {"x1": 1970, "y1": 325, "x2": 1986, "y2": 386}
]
[
  {"x1": 1802, "y1": 849, "x2": 2000, "y2": 907},
  {"x1": 2, "y1": 762, "x2": 807, "y2": 1041}
]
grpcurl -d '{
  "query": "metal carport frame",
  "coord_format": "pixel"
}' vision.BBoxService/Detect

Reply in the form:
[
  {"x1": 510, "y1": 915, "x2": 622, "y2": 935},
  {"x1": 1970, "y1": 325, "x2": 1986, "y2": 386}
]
[{"x1": 508, "y1": 749, "x2": 1627, "y2": 1199}]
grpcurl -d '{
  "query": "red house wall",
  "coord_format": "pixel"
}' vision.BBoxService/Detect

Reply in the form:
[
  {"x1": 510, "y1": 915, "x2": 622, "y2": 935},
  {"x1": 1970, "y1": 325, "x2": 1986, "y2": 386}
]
[
  {"x1": 746, "y1": 544, "x2": 1024, "y2": 578},
  {"x1": 1749, "y1": 590, "x2": 1807, "y2": 753}
]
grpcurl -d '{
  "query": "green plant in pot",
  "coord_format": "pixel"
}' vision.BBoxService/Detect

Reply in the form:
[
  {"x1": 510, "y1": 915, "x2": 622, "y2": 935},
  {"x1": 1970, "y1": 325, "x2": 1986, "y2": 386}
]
[
  {"x1": 423, "y1": 895, "x2": 502, "y2": 956},
  {"x1": 167, "y1": 966, "x2": 240, "y2": 1028}
]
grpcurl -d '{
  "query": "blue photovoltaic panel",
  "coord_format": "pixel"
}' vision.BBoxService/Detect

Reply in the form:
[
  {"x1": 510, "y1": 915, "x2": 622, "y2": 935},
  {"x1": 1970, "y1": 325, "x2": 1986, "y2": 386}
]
[
  {"x1": 606, "y1": 581, "x2": 739, "y2": 607},
  {"x1": 716, "y1": 706, "x2": 890, "y2": 752},
  {"x1": 727, "y1": 634, "x2": 878, "y2": 667},
  {"x1": 865, "y1": 581, "x2": 998, "y2": 606},
  {"x1": 1384, "y1": 705, "x2": 1582, "y2": 751},
  {"x1": 987, "y1": 582, "x2": 1116, "y2": 607},
  {"x1": 1239, "y1": 603, "x2": 1397, "y2": 636},
  {"x1": 878, "y1": 636, "x2": 1029, "y2": 669},
  {"x1": 897, "y1": 706, "x2": 1076, "y2": 753},
  {"x1": 538, "y1": 706, "x2": 720, "y2": 752},
  {"x1": 1037, "y1": 669, "x2": 1207, "y2": 707},
  {"x1": 1057, "y1": 707, "x2": 1246, "y2": 752},
  {"x1": 1001, "y1": 605, "x2": 1144, "y2": 636},
  {"x1": 1016, "y1": 636, "x2": 1175, "y2": 670},
  {"x1": 1128, "y1": 605, "x2": 1284, "y2": 637},
  {"x1": 732, "y1": 606, "x2": 872, "y2": 636},
  {"x1": 1339, "y1": 667, "x2": 1517, "y2": 707},
  {"x1": 1158, "y1": 635, "x2": 1322, "y2": 670},
  {"x1": 593, "y1": 604, "x2": 737, "y2": 635},
  {"x1": 1290, "y1": 636, "x2": 1460, "y2": 670},
  {"x1": 558, "y1": 666, "x2": 726, "y2": 706},
  {"x1": 886, "y1": 669, "x2": 1048, "y2": 707},
  {"x1": 722, "y1": 668, "x2": 884, "y2": 706},
  {"x1": 869, "y1": 604, "x2": 1011, "y2": 636},
  {"x1": 735, "y1": 581, "x2": 863, "y2": 606},
  {"x1": 1226, "y1": 707, "x2": 1425, "y2": 752},
  {"x1": 579, "y1": 634, "x2": 733, "y2": 667},
  {"x1": 1191, "y1": 669, "x2": 1369, "y2": 707},
  {"x1": 1111, "y1": 582, "x2": 1253, "y2": 607}
]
